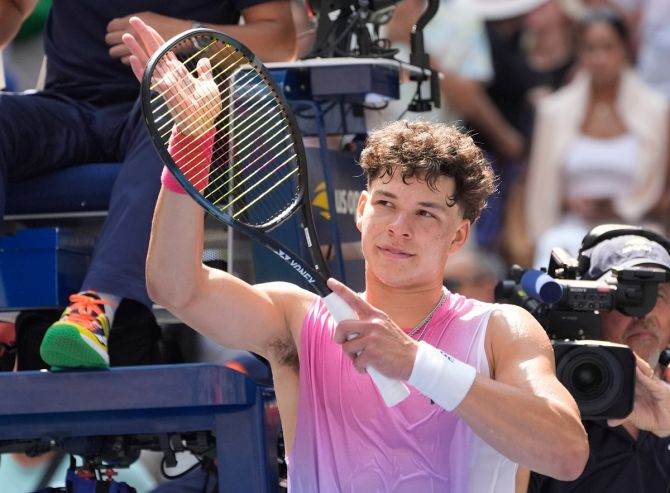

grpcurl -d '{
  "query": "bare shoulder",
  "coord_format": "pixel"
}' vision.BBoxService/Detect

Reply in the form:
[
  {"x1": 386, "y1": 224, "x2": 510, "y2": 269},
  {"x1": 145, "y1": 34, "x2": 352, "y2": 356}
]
[
  {"x1": 487, "y1": 303, "x2": 552, "y2": 347},
  {"x1": 485, "y1": 304, "x2": 555, "y2": 381}
]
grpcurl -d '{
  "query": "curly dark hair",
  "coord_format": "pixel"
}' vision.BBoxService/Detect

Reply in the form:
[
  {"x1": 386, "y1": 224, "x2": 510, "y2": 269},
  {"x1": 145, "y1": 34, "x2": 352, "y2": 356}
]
[{"x1": 358, "y1": 120, "x2": 497, "y2": 223}]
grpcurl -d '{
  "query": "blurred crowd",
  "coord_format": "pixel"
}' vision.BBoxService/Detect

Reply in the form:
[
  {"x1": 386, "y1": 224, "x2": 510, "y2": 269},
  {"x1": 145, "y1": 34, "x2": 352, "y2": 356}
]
[
  {"x1": 4, "y1": 0, "x2": 669, "y2": 300},
  {"x1": 382, "y1": 0, "x2": 670, "y2": 299}
]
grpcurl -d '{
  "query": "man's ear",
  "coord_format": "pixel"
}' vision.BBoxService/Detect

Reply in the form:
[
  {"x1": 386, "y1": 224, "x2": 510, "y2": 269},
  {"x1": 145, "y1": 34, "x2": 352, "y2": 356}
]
[
  {"x1": 356, "y1": 190, "x2": 369, "y2": 232},
  {"x1": 448, "y1": 218, "x2": 471, "y2": 256}
]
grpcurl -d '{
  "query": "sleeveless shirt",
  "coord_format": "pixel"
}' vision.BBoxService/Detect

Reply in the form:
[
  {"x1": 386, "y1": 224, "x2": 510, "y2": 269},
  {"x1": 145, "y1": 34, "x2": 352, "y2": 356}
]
[{"x1": 287, "y1": 292, "x2": 518, "y2": 492}]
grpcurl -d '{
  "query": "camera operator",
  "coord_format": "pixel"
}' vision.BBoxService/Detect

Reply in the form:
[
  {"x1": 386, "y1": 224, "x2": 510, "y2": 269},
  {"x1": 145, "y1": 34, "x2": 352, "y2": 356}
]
[{"x1": 529, "y1": 232, "x2": 670, "y2": 492}]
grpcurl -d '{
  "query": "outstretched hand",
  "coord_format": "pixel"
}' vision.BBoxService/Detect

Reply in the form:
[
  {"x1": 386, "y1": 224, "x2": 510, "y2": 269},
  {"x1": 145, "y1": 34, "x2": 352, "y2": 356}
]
[
  {"x1": 327, "y1": 278, "x2": 418, "y2": 381},
  {"x1": 608, "y1": 354, "x2": 670, "y2": 437},
  {"x1": 121, "y1": 17, "x2": 221, "y2": 135}
]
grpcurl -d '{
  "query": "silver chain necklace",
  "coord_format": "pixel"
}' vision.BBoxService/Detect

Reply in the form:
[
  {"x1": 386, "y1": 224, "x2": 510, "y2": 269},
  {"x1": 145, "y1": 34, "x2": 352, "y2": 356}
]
[{"x1": 407, "y1": 289, "x2": 448, "y2": 341}]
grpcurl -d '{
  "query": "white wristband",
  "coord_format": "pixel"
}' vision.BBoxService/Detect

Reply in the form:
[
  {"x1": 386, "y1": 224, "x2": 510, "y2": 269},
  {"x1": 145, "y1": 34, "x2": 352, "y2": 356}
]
[{"x1": 408, "y1": 340, "x2": 477, "y2": 411}]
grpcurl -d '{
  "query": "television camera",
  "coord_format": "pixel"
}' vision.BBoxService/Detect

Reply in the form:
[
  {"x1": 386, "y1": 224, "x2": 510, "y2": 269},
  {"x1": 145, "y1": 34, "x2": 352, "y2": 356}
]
[{"x1": 495, "y1": 224, "x2": 670, "y2": 420}]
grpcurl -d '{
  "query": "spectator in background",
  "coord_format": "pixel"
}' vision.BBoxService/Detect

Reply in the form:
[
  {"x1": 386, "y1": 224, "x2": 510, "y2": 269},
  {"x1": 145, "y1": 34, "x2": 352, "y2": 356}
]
[
  {"x1": 500, "y1": 0, "x2": 581, "y2": 267},
  {"x1": 467, "y1": 0, "x2": 551, "y2": 253},
  {"x1": 290, "y1": 0, "x2": 315, "y2": 58},
  {"x1": 523, "y1": 0, "x2": 581, "y2": 105},
  {"x1": 611, "y1": 0, "x2": 670, "y2": 100},
  {"x1": 443, "y1": 245, "x2": 507, "y2": 303},
  {"x1": 377, "y1": 0, "x2": 494, "y2": 129},
  {"x1": 0, "y1": 0, "x2": 296, "y2": 369},
  {"x1": 525, "y1": 7, "x2": 670, "y2": 268}
]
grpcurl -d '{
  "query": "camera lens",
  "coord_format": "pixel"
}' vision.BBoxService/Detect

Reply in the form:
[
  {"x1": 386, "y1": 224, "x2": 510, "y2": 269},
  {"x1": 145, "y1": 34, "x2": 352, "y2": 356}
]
[
  {"x1": 572, "y1": 362, "x2": 604, "y2": 394},
  {"x1": 556, "y1": 346, "x2": 623, "y2": 417}
]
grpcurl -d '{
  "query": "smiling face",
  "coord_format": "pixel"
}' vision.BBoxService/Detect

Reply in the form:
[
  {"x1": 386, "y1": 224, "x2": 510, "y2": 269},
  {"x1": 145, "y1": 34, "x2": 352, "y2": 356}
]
[
  {"x1": 356, "y1": 172, "x2": 470, "y2": 291},
  {"x1": 601, "y1": 282, "x2": 670, "y2": 367}
]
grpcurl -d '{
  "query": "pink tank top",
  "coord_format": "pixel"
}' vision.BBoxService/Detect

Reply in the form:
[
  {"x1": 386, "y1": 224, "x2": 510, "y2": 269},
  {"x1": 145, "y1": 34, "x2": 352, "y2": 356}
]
[{"x1": 286, "y1": 292, "x2": 518, "y2": 492}]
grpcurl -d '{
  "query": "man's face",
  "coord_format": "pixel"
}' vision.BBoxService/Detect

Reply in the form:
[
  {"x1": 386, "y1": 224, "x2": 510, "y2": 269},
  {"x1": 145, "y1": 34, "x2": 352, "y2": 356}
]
[
  {"x1": 601, "y1": 282, "x2": 670, "y2": 367},
  {"x1": 356, "y1": 172, "x2": 469, "y2": 290}
]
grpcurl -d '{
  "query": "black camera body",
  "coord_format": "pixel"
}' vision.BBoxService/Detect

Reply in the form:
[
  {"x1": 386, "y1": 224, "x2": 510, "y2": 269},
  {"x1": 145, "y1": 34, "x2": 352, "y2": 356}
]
[{"x1": 496, "y1": 224, "x2": 670, "y2": 420}]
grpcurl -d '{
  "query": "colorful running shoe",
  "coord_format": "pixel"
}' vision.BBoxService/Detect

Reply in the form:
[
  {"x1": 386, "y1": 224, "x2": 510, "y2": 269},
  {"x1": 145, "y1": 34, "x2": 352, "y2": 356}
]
[{"x1": 40, "y1": 291, "x2": 112, "y2": 369}]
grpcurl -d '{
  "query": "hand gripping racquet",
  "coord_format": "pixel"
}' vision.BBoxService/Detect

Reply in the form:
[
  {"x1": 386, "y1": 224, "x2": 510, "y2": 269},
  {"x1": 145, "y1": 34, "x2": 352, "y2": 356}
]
[{"x1": 140, "y1": 29, "x2": 410, "y2": 407}]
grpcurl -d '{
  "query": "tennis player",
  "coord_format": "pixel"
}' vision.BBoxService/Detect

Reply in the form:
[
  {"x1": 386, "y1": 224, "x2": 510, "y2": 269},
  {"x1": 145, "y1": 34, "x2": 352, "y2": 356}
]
[{"x1": 124, "y1": 17, "x2": 588, "y2": 492}]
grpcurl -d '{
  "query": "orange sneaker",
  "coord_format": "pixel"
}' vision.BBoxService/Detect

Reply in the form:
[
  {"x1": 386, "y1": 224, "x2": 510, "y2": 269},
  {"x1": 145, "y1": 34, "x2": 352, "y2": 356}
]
[{"x1": 39, "y1": 291, "x2": 112, "y2": 369}]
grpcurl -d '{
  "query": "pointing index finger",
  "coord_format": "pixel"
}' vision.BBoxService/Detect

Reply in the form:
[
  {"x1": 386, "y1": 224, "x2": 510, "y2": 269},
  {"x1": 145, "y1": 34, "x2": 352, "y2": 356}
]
[{"x1": 326, "y1": 278, "x2": 377, "y2": 320}]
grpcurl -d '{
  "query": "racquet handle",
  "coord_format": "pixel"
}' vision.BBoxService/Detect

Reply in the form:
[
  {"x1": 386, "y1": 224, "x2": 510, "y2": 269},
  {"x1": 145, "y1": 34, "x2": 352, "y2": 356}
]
[{"x1": 323, "y1": 292, "x2": 411, "y2": 407}]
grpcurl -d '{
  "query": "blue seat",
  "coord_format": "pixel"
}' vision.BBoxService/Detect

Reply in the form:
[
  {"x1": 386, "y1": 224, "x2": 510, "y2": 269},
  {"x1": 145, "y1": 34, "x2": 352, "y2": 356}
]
[
  {"x1": 1, "y1": 164, "x2": 121, "y2": 309},
  {"x1": 5, "y1": 162, "x2": 121, "y2": 218}
]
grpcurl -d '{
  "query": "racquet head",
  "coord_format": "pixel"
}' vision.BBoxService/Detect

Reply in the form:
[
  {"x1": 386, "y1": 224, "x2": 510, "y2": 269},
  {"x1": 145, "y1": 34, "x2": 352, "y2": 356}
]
[{"x1": 141, "y1": 29, "x2": 331, "y2": 292}]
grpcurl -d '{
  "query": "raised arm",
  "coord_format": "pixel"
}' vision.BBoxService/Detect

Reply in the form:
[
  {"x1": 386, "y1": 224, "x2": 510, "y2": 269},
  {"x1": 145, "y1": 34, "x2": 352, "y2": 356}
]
[
  {"x1": 0, "y1": 0, "x2": 39, "y2": 48},
  {"x1": 122, "y1": 17, "x2": 308, "y2": 359},
  {"x1": 107, "y1": 1, "x2": 296, "y2": 65}
]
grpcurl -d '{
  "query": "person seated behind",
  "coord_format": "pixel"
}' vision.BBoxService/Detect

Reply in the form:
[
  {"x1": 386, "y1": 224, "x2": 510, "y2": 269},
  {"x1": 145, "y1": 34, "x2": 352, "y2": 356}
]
[
  {"x1": 124, "y1": 18, "x2": 588, "y2": 490},
  {"x1": 529, "y1": 227, "x2": 670, "y2": 492},
  {"x1": 525, "y1": 7, "x2": 670, "y2": 267},
  {"x1": 0, "y1": 0, "x2": 296, "y2": 369}
]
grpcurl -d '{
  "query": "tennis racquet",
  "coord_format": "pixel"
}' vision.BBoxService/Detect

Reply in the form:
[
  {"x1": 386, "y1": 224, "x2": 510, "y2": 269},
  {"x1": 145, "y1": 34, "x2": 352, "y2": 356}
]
[{"x1": 140, "y1": 29, "x2": 409, "y2": 407}]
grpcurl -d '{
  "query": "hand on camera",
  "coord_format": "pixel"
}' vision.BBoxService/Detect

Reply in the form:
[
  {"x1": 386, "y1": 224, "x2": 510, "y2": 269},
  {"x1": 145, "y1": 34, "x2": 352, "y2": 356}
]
[{"x1": 608, "y1": 354, "x2": 670, "y2": 437}]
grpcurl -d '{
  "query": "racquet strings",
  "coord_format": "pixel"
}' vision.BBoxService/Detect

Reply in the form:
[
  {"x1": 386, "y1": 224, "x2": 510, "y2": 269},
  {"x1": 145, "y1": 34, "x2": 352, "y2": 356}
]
[{"x1": 147, "y1": 33, "x2": 303, "y2": 229}]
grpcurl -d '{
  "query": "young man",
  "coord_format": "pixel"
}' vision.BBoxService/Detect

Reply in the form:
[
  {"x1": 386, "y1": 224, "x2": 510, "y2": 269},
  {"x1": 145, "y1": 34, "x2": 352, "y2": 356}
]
[{"x1": 124, "y1": 18, "x2": 588, "y2": 491}]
